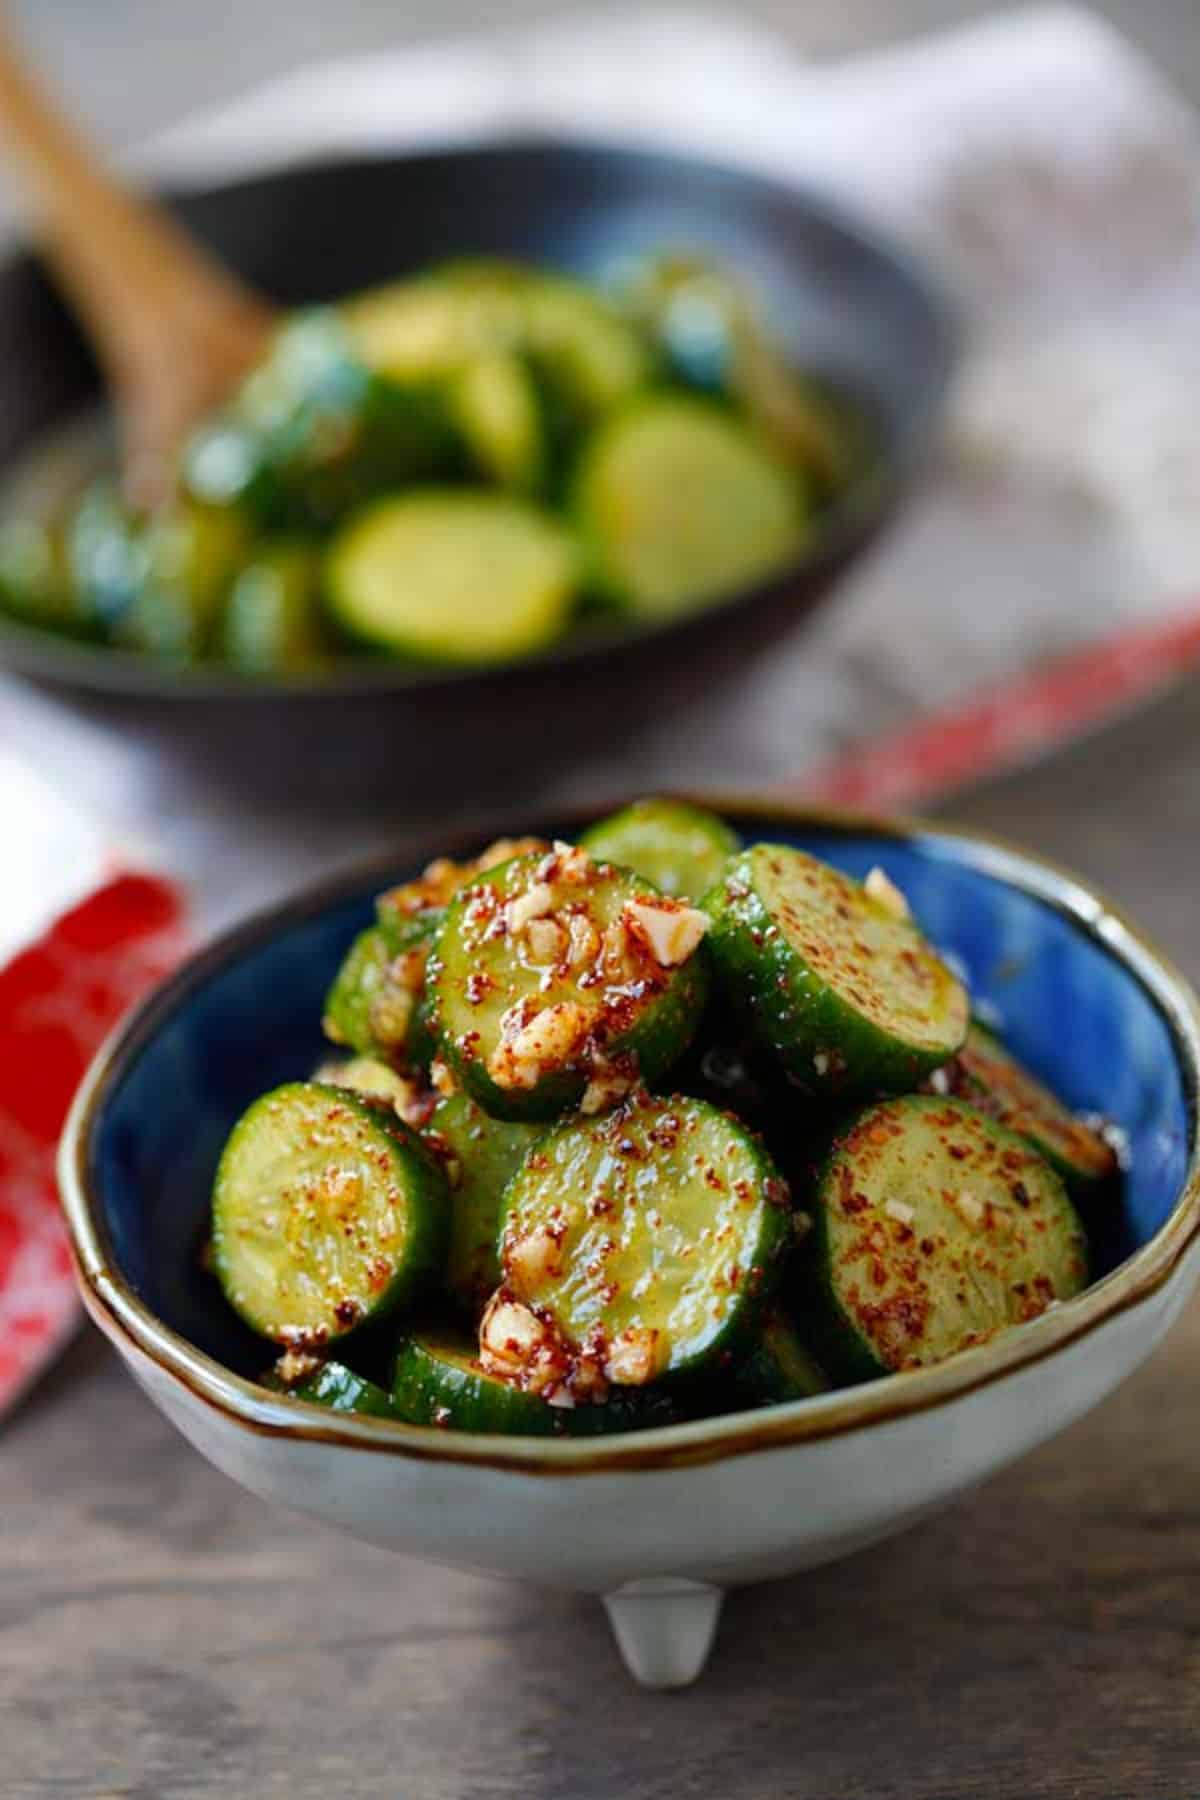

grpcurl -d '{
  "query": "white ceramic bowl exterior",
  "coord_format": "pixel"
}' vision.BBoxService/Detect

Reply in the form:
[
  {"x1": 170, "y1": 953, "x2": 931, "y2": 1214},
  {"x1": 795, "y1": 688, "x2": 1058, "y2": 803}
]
[{"x1": 73, "y1": 1224, "x2": 1200, "y2": 1686}]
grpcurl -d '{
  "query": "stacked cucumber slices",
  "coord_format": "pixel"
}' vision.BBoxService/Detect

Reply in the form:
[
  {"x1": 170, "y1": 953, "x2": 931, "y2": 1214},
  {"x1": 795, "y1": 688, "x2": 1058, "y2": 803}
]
[
  {"x1": 210, "y1": 801, "x2": 1116, "y2": 1436},
  {"x1": 0, "y1": 257, "x2": 859, "y2": 672}
]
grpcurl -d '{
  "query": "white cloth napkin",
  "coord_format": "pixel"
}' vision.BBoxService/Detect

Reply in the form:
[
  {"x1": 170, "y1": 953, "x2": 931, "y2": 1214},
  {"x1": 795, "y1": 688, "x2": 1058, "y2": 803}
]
[{"x1": 7, "y1": 4, "x2": 1200, "y2": 927}]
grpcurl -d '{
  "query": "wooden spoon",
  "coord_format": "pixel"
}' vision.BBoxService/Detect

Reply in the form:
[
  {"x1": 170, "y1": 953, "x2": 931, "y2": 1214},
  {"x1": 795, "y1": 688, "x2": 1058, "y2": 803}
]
[{"x1": 0, "y1": 20, "x2": 278, "y2": 509}]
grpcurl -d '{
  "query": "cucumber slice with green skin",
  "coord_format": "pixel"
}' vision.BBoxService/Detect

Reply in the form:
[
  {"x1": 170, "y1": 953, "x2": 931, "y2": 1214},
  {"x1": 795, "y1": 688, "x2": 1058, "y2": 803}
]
[
  {"x1": 573, "y1": 395, "x2": 806, "y2": 618},
  {"x1": 377, "y1": 897, "x2": 445, "y2": 958},
  {"x1": 360, "y1": 843, "x2": 554, "y2": 1075},
  {"x1": 579, "y1": 798, "x2": 741, "y2": 900},
  {"x1": 805, "y1": 1095, "x2": 1089, "y2": 1383},
  {"x1": 726, "y1": 1307, "x2": 830, "y2": 1409},
  {"x1": 315, "y1": 1054, "x2": 423, "y2": 1112},
  {"x1": 65, "y1": 484, "x2": 251, "y2": 660},
  {"x1": 346, "y1": 264, "x2": 654, "y2": 419},
  {"x1": 342, "y1": 273, "x2": 523, "y2": 381},
  {"x1": 122, "y1": 501, "x2": 253, "y2": 662},
  {"x1": 704, "y1": 845, "x2": 970, "y2": 1097},
  {"x1": 284, "y1": 1359, "x2": 399, "y2": 1419},
  {"x1": 391, "y1": 1326, "x2": 681, "y2": 1436},
  {"x1": 323, "y1": 926, "x2": 435, "y2": 1067},
  {"x1": 449, "y1": 353, "x2": 545, "y2": 492},
  {"x1": 519, "y1": 272, "x2": 656, "y2": 418},
  {"x1": 499, "y1": 1091, "x2": 791, "y2": 1387},
  {"x1": 429, "y1": 845, "x2": 709, "y2": 1121},
  {"x1": 65, "y1": 481, "x2": 147, "y2": 633},
  {"x1": 220, "y1": 540, "x2": 331, "y2": 673},
  {"x1": 144, "y1": 497, "x2": 253, "y2": 619},
  {"x1": 935, "y1": 1022, "x2": 1119, "y2": 1190},
  {"x1": 619, "y1": 254, "x2": 861, "y2": 498},
  {"x1": 375, "y1": 838, "x2": 550, "y2": 954},
  {"x1": 424, "y1": 1093, "x2": 541, "y2": 1316},
  {"x1": 325, "y1": 491, "x2": 579, "y2": 665},
  {"x1": 184, "y1": 310, "x2": 463, "y2": 534},
  {"x1": 212, "y1": 1081, "x2": 448, "y2": 1348},
  {"x1": 0, "y1": 516, "x2": 91, "y2": 638}
]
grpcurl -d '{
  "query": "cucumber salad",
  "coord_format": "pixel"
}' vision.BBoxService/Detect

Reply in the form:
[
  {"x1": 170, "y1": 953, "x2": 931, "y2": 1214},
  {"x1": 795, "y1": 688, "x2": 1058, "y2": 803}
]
[
  {"x1": 0, "y1": 256, "x2": 860, "y2": 673},
  {"x1": 210, "y1": 802, "x2": 1115, "y2": 1436}
]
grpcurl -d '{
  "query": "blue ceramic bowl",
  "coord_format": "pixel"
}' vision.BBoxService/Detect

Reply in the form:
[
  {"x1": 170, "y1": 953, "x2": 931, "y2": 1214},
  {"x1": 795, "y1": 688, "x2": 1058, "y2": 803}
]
[{"x1": 59, "y1": 800, "x2": 1200, "y2": 1687}]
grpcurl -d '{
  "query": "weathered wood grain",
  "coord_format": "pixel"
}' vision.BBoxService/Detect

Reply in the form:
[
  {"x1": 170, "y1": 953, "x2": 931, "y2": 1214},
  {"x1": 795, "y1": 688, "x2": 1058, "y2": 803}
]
[{"x1": 4, "y1": 1290, "x2": 1200, "y2": 1797}]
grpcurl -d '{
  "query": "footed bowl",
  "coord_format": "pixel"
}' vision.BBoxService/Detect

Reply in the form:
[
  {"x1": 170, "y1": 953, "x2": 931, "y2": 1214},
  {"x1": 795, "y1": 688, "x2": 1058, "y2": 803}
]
[{"x1": 58, "y1": 800, "x2": 1200, "y2": 1687}]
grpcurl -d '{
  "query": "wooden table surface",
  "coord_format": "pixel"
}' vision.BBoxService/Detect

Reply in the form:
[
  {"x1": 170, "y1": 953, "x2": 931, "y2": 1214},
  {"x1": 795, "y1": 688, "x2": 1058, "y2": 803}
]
[{"x1": 3, "y1": 680, "x2": 1200, "y2": 1798}]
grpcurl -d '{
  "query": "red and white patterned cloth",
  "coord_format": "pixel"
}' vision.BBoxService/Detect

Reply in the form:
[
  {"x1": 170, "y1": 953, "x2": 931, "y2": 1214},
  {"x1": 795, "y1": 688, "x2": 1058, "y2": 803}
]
[{"x1": 0, "y1": 870, "x2": 187, "y2": 1417}]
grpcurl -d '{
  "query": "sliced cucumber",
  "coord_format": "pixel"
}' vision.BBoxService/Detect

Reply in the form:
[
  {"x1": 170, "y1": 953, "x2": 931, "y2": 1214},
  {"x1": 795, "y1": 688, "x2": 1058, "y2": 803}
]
[
  {"x1": 344, "y1": 262, "x2": 653, "y2": 421},
  {"x1": 342, "y1": 273, "x2": 521, "y2": 381},
  {"x1": 937, "y1": 1023, "x2": 1118, "y2": 1190},
  {"x1": 727, "y1": 1307, "x2": 830, "y2": 1409},
  {"x1": 142, "y1": 497, "x2": 252, "y2": 624},
  {"x1": 391, "y1": 1324, "x2": 681, "y2": 1436},
  {"x1": 375, "y1": 837, "x2": 549, "y2": 955},
  {"x1": 315, "y1": 1054, "x2": 421, "y2": 1111},
  {"x1": 283, "y1": 1358, "x2": 398, "y2": 1419},
  {"x1": 429, "y1": 843, "x2": 708, "y2": 1121},
  {"x1": 393, "y1": 1324, "x2": 563, "y2": 1433},
  {"x1": 325, "y1": 491, "x2": 579, "y2": 664},
  {"x1": 704, "y1": 845, "x2": 969, "y2": 1096},
  {"x1": 184, "y1": 309, "x2": 462, "y2": 534},
  {"x1": 574, "y1": 395, "x2": 805, "y2": 618},
  {"x1": 65, "y1": 480, "x2": 146, "y2": 632},
  {"x1": 806, "y1": 1095, "x2": 1088, "y2": 1382},
  {"x1": 449, "y1": 353, "x2": 545, "y2": 492},
  {"x1": 620, "y1": 253, "x2": 860, "y2": 496},
  {"x1": 520, "y1": 271, "x2": 655, "y2": 417},
  {"x1": 579, "y1": 797, "x2": 740, "y2": 900},
  {"x1": 220, "y1": 539, "x2": 331, "y2": 673},
  {"x1": 352, "y1": 841, "x2": 556, "y2": 1073},
  {"x1": 499, "y1": 1092, "x2": 791, "y2": 1385},
  {"x1": 0, "y1": 516, "x2": 89, "y2": 638},
  {"x1": 211, "y1": 1081, "x2": 447, "y2": 1347},
  {"x1": 64, "y1": 485, "x2": 245, "y2": 661},
  {"x1": 323, "y1": 925, "x2": 433, "y2": 1066},
  {"x1": 424, "y1": 1093, "x2": 541, "y2": 1316}
]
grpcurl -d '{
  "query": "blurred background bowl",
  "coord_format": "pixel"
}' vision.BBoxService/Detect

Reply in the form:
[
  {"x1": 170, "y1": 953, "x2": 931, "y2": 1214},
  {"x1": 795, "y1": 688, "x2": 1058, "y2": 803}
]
[{"x1": 0, "y1": 140, "x2": 954, "y2": 808}]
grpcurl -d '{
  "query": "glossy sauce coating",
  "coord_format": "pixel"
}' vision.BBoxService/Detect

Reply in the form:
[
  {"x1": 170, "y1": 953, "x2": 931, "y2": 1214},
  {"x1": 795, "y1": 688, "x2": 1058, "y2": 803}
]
[{"x1": 818, "y1": 1096, "x2": 1088, "y2": 1374}]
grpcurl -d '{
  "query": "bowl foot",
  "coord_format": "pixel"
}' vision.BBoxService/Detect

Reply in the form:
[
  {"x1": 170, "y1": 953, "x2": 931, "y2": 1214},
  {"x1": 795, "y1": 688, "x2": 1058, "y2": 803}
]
[{"x1": 602, "y1": 1578, "x2": 723, "y2": 1689}]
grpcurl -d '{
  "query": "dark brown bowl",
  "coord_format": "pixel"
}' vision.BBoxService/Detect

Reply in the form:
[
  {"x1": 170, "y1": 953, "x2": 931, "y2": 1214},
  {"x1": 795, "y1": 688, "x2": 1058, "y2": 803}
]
[{"x1": 0, "y1": 139, "x2": 955, "y2": 803}]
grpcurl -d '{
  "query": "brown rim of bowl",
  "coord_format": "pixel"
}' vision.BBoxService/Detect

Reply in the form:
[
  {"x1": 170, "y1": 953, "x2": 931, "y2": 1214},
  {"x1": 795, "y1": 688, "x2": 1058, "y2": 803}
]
[{"x1": 58, "y1": 793, "x2": 1200, "y2": 1477}]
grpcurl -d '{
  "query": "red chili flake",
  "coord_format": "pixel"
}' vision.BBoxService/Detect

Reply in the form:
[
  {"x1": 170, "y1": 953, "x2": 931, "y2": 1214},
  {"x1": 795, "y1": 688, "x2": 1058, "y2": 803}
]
[{"x1": 333, "y1": 1298, "x2": 361, "y2": 1329}]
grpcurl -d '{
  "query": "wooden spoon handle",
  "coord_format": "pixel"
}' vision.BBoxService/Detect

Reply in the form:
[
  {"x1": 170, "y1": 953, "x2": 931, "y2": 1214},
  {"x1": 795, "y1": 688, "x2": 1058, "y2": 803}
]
[{"x1": 0, "y1": 24, "x2": 277, "y2": 503}]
